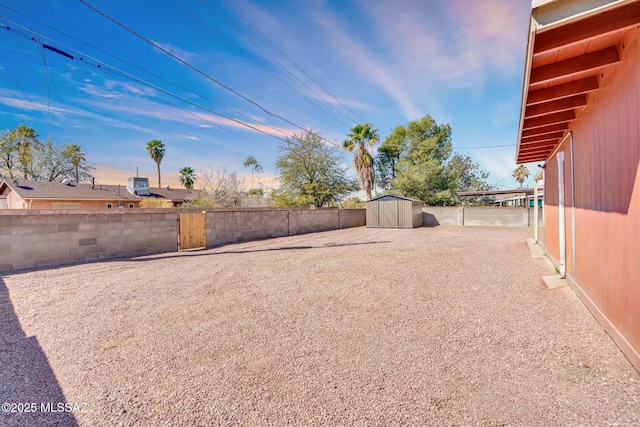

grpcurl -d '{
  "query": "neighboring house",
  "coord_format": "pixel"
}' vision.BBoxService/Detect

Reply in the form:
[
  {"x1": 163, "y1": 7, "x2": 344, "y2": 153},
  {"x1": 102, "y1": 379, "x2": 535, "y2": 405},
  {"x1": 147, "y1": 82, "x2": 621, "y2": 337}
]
[
  {"x1": 0, "y1": 179, "x2": 140, "y2": 209},
  {"x1": 0, "y1": 178, "x2": 200, "y2": 209},
  {"x1": 458, "y1": 188, "x2": 536, "y2": 206},
  {"x1": 140, "y1": 186, "x2": 201, "y2": 208},
  {"x1": 516, "y1": 0, "x2": 640, "y2": 372}
]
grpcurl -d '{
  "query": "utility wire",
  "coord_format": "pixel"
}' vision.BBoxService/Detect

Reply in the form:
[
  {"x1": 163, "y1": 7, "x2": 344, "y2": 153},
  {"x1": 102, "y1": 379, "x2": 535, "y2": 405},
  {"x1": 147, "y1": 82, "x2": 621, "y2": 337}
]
[
  {"x1": 199, "y1": 0, "x2": 358, "y2": 126},
  {"x1": 0, "y1": 17, "x2": 290, "y2": 150},
  {"x1": 0, "y1": 4, "x2": 292, "y2": 141},
  {"x1": 174, "y1": 0, "x2": 352, "y2": 129},
  {"x1": 455, "y1": 144, "x2": 515, "y2": 149},
  {"x1": 78, "y1": 0, "x2": 342, "y2": 147},
  {"x1": 0, "y1": 56, "x2": 36, "y2": 109},
  {"x1": 218, "y1": 0, "x2": 364, "y2": 124}
]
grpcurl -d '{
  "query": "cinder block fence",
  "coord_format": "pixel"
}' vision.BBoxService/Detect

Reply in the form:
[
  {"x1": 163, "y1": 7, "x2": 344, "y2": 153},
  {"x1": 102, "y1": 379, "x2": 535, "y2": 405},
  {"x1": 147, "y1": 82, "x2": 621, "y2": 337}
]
[{"x1": 0, "y1": 208, "x2": 365, "y2": 272}]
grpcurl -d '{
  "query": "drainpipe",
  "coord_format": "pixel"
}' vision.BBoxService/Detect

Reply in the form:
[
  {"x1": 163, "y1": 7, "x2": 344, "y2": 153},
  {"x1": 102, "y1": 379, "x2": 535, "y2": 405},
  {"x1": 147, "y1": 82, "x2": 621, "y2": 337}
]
[
  {"x1": 534, "y1": 179, "x2": 539, "y2": 242},
  {"x1": 557, "y1": 150, "x2": 566, "y2": 278}
]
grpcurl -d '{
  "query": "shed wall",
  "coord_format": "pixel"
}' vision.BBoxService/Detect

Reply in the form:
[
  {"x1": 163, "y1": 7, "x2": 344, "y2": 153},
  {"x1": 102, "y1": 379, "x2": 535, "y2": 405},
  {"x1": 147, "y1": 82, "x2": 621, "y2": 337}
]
[{"x1": 541, "y1": 28, "x2": 640, "y2": 371}]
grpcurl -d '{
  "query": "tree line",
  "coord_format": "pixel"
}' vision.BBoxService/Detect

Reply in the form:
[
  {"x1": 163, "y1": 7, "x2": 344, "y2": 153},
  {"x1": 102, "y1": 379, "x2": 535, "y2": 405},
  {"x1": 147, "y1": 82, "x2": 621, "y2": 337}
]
[{"x1": 0, "y1": 125, "x2": 94, "y2": 183}]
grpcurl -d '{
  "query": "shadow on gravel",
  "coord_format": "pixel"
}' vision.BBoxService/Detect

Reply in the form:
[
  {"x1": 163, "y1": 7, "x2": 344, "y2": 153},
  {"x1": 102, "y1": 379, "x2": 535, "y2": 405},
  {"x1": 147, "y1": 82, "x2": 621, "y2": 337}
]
[{"x1": 0, "y1": 276, "x2": 79, "y2": 427}]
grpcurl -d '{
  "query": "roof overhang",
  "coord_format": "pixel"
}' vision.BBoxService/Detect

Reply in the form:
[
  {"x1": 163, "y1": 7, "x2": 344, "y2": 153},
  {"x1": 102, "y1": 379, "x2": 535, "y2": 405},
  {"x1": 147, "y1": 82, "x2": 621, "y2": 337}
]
[{"x1": 516, "y1": 0, "x2": 640, "y2": 163}]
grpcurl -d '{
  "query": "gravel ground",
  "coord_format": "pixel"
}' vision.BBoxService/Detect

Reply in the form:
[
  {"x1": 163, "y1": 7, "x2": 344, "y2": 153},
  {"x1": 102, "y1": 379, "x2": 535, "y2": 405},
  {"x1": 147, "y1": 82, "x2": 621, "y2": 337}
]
[{"x1": 1, "y1": 225, "x2": 639, "y2": 426}]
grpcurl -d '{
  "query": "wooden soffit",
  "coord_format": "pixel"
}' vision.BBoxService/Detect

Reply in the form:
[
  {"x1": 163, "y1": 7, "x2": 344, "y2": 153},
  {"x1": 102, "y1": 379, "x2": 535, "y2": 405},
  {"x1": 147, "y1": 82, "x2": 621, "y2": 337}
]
[{"x1": 516, "y1": 0, "x2": 640, "y2": 164}]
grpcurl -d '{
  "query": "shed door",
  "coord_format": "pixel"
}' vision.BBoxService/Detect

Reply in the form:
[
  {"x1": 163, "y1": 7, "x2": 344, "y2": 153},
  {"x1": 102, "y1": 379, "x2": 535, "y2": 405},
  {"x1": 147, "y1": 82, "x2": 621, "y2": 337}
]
[
  {"x1": 379, "y1": 201, "x2": 399, "y2": 227},
  {"x1": 177, "y1": 212, "x2": 206, "y2": 251}
]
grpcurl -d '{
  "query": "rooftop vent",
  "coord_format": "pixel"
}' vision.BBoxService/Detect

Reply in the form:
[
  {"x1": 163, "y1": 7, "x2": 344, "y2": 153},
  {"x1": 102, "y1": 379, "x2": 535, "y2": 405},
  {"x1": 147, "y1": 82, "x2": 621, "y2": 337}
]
[{"x1": 62, "y1": 178, "x2": 72, "y2": 185}]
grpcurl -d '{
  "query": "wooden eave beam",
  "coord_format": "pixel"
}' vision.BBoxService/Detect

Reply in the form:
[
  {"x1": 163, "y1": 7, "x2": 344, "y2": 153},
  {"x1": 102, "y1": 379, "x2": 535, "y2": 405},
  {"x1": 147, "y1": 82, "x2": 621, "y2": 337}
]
[
  {"x1": 518, "y1": 155, "x2": 548, "y2": 162},
  {"x1": 521, "y1": 131, "x2": 565, "y2": 144},
  {"x1": 522, "y1": 123, "x2": 568, "y2": 138},
  {"x1": 523, "y1": 110, "x2": 575, "y2": 130},
  {"x1": 526, "y1": 77, "x2": 598, "y2": 105},
  {"x1": 530, "y1": 46, "x2": 619, "y2": 85},
  {"x1": 533, "y1": 2, "x2": 640, "y2": 55},
  {"x1": 519, "y1": 144, "x2": 558, "y2": 154},
  {"x1": 525, "y1": 94, "x2": 587, "y2": 118}
]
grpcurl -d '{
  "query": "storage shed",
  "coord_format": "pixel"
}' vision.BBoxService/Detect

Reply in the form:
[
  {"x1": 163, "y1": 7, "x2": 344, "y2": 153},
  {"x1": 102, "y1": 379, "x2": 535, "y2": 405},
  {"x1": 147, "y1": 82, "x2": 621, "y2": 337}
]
[{"x1": 366, "y1": 195, "x2": 423, "y2": 228}]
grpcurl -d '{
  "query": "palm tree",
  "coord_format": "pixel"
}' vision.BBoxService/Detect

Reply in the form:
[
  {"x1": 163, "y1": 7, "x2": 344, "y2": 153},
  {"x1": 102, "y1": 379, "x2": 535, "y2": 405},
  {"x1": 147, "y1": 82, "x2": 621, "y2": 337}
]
[
  {"x1": 344, "y1": 123, "x2": 379, "y2": 200},
  {"x1": 13, "y1": 125, "x2": 41, "y2": 180},
  {"x1": 512, "y1": 164, "x2": 530, "y2": 188},
  {"x1": 243, "y1": 156, "x2": 263, "y2": 189},
  {"x1": 179, "y1": 166, "x2": 196, "y2": 189},
  {"x1": 146, "y1": 139, "x2": 165, "y2": 188},
  {"x1": 62, "y1": 144, "x2": 85, "y2": 183}
]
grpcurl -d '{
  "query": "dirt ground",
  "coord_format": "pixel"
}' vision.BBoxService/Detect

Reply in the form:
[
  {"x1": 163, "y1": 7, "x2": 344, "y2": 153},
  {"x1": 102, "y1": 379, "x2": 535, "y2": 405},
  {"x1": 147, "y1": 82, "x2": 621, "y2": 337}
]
[{"x1": 1, "y1": 226, "x2": 639, "y2": 426}]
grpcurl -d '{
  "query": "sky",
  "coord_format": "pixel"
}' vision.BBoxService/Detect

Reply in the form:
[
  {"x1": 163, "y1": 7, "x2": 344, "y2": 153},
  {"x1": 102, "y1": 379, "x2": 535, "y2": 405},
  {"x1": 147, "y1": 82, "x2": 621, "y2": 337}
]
[{"x1": 0, "y1": 0, "x2": 536, "y2": 192}]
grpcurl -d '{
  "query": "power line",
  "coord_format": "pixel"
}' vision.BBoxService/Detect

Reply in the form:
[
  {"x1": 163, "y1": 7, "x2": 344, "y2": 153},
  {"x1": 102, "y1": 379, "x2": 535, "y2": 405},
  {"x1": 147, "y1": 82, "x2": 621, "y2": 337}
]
[
  {"x1": 199, "y1": 0, "x2": 360, "y2": 126},
  {"x1": 218, "y1": 0, "x2": 364, "y2": 124},
  {"x1": 78, "y1": 0, "x2": 342, "y2": 148},
  {"x1": 0, "y1": 3, "x2": 291, "y2": 140},
  {"x1": 174, "y1": 0, "x2": 352, "y2": 129},
  {"x1": 455, "y1": 144, "x2": 515, "y2": 149},
  {"x1": 0, "y1": 16, "x2": 289, "y2": 150}
]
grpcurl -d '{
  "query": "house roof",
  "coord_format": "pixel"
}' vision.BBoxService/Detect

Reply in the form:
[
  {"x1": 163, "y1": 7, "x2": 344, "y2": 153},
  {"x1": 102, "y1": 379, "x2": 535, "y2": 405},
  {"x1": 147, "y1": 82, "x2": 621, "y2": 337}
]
[
  {"x1": 516, "y1": 0, "x2": 640, "y2": 163},
  {"x1": 0, "y1": 180, "x2": 200, "y2": 203},
  {"x1": 0, "y1": 180, "x2": 139, "y2": 201},
  {"x1": 140, "y1": 187, "x2": 200, "y2": 202}
]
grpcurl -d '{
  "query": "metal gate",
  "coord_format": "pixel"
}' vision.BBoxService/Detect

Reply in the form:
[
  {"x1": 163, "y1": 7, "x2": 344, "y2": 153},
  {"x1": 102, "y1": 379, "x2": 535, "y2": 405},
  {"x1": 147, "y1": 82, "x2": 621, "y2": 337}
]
[{"x1": 177, "y1": 212, "x2": 207, "y2": 251}]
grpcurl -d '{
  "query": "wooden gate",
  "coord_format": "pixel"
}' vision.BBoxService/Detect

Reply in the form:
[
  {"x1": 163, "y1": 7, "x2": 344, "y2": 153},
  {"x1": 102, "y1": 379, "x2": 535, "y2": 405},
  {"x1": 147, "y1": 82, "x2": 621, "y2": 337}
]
[{"x1": 177, "y1": 212, "x2": 207, "y2": 251}]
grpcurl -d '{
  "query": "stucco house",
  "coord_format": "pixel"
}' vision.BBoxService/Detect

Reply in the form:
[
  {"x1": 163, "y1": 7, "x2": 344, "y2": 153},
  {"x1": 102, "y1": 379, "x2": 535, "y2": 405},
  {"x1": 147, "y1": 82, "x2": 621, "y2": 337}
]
[
  {"x1": 516, "y1": 0, "x2": 640, "y2": 372},
  {"x1": 0, "y1": 179, "x2": 200, "y2": 209}
]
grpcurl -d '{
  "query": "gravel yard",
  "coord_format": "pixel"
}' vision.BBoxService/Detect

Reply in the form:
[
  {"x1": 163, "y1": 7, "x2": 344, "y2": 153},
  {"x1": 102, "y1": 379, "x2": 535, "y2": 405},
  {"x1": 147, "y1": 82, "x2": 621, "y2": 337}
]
[{"x1": 1, "y1": 225, "x2": 639, "y2": 426}]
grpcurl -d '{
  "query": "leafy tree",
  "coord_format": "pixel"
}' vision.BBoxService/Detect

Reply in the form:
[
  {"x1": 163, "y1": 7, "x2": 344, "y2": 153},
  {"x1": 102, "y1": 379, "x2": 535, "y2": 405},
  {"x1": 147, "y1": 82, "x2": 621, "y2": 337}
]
[
  {"x1": 146, "y1": 139, "x2": 165, "y2": 188},
  {"x1": 276, "y1": 130, "x2": 358, "y2": 207},
  {"x1": 0, "y1": 128, "x2": 19, "y2": 180},
  {"x1": 376, "y1": 126, "x2": 404, "y2": 189},
  {"x1": 61, "y1": 144, "x2": 86, "y2": 183},
  {"x1": 343, "y1": 123, "x2": 379, "y2": 200},
  {"x1": 375, "y1": 115, "x2": 491, "y2": 205},
  {"x1": 179, "y1": 166, "x2": 196, "y2": 189},
  {"x1": 512, "y1": 164, "x2": 530, "y2": 188},
  {"x1": 243, "y1": 155, "x2": 263, "y2": 189},
  {"x1": 4, "y1": 125, "x2": 41, "y2": 180}
]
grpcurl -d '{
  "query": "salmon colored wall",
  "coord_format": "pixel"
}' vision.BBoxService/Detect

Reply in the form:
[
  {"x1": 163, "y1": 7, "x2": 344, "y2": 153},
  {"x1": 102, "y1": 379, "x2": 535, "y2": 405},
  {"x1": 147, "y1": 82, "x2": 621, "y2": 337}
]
[
  {"x1": 543, "y1": 29, "x2": 640, "y2": 370},
  {"x1": 28, "y1": 200, "x2": 140, "y2": 209}
]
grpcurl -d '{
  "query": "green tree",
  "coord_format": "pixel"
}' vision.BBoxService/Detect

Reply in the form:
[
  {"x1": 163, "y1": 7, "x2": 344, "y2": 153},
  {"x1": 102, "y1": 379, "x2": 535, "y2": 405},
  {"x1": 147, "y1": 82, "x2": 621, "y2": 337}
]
[
  {"x1": 275, "y1": 130, "x2": 358, "y2": 207},
  {"x1": 243, "y1": 155, "x2": 263, "y2": 189},
  {"x1": 442, "y1": 154, "x2": 492, "y2": 205},
  {"x1": 61, "y1": 144, "x2": 86, "y2": 183},
  {"x1": 376, "y1": 125, "x2": 405, "y2": 189},
  {"x1": 0, "y1": 128, "x2": 18, "y2": 180},
  {"x1": 512, "y1": 164, "x2": 530, "y2": 188},
  {"x1": 11, "y1": 125, "x2": 41, "y2": 179},
  {"x1": 343, "y1": 123, "x2": 379, "y2": 200},
  {"x1": 179, "y1": 166, "x2": 196, "y2": 189},
  {"x1": 146, "y1": 139, "x2": 165, "y2": 188}
]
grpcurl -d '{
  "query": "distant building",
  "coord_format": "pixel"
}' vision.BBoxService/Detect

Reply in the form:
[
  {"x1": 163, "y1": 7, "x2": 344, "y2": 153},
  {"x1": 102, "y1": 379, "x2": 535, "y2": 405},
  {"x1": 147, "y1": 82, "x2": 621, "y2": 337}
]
[{"x1": 0, "y1": 178, "x2": 200, "y2": 209}]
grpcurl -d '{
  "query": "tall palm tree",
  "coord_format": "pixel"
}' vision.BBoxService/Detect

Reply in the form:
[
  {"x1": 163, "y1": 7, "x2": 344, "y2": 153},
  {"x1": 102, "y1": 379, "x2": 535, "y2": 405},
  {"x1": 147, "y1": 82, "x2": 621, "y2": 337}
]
[
  {"x1": 512, "y1": 164, "x2": 530, "y2": 188},
  {"x1": 13, "y1": 125, "x2": 41, "y2": 180},
  {"x1": 62, "y1": 144, "x2": 85, "y2": 183},
  {"x1": 243, "y1": 155, "x2": 263, "y2": 189},
  {"x1": 146, "y1": 139, "x2": 165, "y2": 188},
  {"x1": 179, "y1": 166, "x2": 196, "y2": 189},
  {"x1": 344, "y1": 123, "x2": 379, "y2": 200}
]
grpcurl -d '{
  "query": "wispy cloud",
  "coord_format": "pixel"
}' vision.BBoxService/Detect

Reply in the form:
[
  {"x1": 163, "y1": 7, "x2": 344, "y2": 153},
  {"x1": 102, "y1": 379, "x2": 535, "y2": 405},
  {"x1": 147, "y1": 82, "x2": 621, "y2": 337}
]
[{"x1": 152, "y1": 41, "x2": 201, "y2": 63}]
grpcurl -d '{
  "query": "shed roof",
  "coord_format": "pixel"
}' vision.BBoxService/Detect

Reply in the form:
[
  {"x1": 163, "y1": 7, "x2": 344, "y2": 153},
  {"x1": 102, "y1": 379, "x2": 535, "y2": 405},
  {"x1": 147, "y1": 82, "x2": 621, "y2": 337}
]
[
  {"x1": 366, "y1": 194, "x2": 424, "y2": 204},
  {"x1": 516, "y1": 0, "x2": 640, "y2": 163}
]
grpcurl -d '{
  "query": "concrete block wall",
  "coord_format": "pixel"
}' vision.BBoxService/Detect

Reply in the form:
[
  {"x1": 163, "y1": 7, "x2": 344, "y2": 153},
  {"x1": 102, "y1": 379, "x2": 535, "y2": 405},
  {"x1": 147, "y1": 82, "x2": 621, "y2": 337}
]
[
  {"x1": 422, "y1": 206, "x2": 541, "y2": 227},
  {"x1": 1, "y1": 207, "x2": 366, "y2": 272},
  {"x1": 0, "y1": 210, "x2": 176, "y2": 272},
  {"x1": 206, "y1": 208, "x2": 289, "y2": 246}
]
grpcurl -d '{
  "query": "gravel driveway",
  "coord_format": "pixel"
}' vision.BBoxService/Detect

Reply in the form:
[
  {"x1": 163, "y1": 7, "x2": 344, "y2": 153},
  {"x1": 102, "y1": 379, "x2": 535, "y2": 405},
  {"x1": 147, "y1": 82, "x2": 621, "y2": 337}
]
[{"x1": 2, "y1": 226, "x2": 639, "y2": 426}]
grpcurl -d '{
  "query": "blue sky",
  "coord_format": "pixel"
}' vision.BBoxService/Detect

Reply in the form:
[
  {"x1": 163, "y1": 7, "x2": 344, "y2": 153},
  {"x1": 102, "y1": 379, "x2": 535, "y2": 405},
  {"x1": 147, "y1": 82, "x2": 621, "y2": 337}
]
[{"x1": 0, "y1": 0, "x2": 535, "y2": 191}]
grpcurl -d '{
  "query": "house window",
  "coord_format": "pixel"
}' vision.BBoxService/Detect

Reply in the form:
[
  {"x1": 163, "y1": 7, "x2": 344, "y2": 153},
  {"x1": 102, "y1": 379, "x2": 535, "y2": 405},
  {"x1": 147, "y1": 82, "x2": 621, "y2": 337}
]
[
  {"x1": 106, "y1": 203, "x2": 113, "y2": 209},
  {"x1": 129, "y1": 203, "x2": 135, "y2": 208}
]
